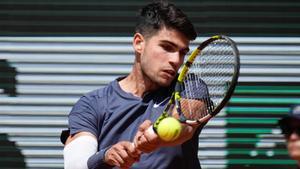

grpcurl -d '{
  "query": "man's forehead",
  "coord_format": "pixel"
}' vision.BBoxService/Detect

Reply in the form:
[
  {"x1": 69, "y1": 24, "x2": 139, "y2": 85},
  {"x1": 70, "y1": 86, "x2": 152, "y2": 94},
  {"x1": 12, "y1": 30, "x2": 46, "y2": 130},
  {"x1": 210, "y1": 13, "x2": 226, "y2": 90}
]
[
  {"x1": 156, "y1": 34, "x2": 189, "y2": 50},
  {"x1": 156, "y1": 27, "x2": 189, "y2": 43}
]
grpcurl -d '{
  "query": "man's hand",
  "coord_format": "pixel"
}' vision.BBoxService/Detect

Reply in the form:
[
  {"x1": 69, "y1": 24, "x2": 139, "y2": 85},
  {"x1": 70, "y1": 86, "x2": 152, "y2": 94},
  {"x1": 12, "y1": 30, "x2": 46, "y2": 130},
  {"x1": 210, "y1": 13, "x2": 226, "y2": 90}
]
[
  {"x1": 104, "y1": 141, "x2": 141, "y2": 169},
  {"x1": 133, "y1": 120, "x2": 161, "y2": 153},
  {"x1": 133, "y1": 119, "x2": 202, "y2": 153}
]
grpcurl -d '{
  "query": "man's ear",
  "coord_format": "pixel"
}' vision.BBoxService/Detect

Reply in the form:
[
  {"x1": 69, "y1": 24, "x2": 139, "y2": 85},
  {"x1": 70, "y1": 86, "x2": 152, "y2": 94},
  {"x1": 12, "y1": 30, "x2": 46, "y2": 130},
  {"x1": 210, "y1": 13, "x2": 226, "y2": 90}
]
[{"x1": 133, "y1": 33, "x2": 145, "y2": 54}]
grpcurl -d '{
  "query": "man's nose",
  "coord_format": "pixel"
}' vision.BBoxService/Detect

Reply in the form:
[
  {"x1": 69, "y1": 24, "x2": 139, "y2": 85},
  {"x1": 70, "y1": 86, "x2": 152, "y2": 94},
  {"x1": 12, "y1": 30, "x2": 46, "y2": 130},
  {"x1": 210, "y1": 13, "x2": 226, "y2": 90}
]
[{"x1": 169, "y1": 52, "x2": 182, "y2": 68}]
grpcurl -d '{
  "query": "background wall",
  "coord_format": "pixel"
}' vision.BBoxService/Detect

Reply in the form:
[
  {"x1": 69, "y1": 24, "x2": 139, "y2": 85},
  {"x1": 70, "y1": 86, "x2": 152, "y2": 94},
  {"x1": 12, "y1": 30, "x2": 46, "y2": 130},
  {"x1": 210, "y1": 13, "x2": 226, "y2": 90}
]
[
  {"x1": 1, "y1": 0, "x2": 300, "y2": 36},
  {"x1": 0, "y1": 0, "x2": 300, "y2": 169}
]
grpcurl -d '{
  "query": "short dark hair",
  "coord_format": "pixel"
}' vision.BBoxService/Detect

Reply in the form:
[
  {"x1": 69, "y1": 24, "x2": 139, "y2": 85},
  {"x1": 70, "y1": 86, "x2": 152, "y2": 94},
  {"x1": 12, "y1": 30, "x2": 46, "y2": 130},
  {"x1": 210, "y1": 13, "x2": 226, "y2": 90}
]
[{"x1": 135, "y1": 1, "x2": 197, "y2": 40}]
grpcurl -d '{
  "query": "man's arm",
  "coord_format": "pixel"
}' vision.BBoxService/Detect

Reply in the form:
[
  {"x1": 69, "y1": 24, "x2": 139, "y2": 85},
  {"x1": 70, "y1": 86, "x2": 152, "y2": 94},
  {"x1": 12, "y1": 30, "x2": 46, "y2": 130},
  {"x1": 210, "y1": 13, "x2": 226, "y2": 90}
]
[
  {"x1": 64, "y1": 132, "x2": 140, "y2": 169},
  {"x1": 64, "y1": 132, "x2": 98, "y2": 169},
  {"x1": 133, "y1": 120, "x2": 205, "y2": 153}
]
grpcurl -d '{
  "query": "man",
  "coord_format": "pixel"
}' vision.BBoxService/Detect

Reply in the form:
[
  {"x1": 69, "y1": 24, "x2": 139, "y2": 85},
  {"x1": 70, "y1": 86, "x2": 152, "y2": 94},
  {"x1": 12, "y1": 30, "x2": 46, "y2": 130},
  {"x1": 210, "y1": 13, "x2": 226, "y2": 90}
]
[
  {"x1": 61, "y1": 2, "x2": 208, "y2": 169},
  {"x1": 278, "y1": 105, "x2": 300, "y2": 169}
]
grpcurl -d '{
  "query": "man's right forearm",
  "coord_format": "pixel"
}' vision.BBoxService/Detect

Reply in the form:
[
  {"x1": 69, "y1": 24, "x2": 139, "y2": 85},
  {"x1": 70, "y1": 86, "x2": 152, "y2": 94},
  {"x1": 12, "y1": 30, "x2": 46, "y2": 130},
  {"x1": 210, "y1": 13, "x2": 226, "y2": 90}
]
[{"x1": 64, "y1": 135, "x2": 102, "y2": 169}]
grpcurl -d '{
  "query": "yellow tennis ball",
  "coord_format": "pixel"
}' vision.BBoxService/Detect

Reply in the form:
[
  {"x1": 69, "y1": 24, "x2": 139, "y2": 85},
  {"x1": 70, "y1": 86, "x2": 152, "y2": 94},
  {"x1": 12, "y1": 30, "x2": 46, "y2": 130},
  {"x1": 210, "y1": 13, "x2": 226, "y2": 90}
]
[{"x1": 157, "y1": 117, "x2": 182, "y2": 142}]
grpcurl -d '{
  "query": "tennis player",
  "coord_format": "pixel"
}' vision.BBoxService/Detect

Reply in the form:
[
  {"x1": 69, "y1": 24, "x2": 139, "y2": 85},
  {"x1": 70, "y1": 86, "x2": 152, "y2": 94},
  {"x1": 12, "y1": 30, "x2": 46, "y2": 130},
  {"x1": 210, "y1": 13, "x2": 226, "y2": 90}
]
[{"x1": 61, "y1": 1, "x2": 209, "y2": 169}]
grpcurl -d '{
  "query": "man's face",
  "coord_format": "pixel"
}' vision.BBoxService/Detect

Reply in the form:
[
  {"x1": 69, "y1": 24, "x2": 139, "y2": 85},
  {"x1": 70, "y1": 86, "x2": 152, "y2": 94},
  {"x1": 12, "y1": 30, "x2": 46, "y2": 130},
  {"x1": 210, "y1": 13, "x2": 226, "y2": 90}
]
[
  {"x1": 285, "y1": 122, "x2": 300, "y2": 161},
  {"x1": 138, "y1": 27, "x2": 190, "y2": 87}
]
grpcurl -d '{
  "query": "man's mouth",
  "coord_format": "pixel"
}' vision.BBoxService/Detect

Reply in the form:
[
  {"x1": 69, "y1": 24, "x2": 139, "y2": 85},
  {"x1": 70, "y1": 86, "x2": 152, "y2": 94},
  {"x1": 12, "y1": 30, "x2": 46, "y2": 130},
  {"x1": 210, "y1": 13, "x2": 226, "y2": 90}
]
[{"x1": 163, "y1": 70, "x2": 176, "y2": 78}]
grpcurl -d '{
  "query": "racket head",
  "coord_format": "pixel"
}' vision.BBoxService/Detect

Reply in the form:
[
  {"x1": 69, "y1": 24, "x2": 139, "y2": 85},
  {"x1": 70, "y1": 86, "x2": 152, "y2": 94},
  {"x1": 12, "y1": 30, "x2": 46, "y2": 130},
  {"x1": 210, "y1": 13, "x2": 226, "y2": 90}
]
[{"x1": 174, "y1": 35, "x2": 240, "y2": 124}]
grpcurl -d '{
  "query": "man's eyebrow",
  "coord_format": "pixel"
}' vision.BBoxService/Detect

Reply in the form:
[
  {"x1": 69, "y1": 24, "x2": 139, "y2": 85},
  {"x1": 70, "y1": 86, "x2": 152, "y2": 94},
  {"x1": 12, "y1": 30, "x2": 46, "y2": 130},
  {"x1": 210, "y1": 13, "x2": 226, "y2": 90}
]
[{"x1": 160, "y1": 40, "x2": 190, "y2": 52}]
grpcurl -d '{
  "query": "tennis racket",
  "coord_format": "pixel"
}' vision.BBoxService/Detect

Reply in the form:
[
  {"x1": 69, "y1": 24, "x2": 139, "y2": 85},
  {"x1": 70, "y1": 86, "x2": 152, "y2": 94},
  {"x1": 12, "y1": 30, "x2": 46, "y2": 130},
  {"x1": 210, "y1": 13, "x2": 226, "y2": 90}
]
[{"x1": 136, "y1": 35, "x2": 240, "y2": 144}]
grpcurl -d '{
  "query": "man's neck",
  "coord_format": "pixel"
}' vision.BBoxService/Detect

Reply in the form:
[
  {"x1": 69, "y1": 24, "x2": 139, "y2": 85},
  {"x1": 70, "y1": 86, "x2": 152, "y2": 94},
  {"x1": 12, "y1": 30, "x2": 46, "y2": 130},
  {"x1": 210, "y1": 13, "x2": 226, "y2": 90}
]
[{"x1": 119, "y1": 63, "x2": 158, "y2": 98}]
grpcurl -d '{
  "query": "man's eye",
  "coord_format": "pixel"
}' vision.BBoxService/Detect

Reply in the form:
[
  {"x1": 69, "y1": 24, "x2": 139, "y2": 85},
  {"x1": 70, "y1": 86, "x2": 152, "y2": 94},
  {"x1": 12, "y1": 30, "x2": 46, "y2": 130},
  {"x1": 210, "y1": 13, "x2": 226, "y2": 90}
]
[{"x1": 162, "y1": 45, "x2": 175, "y2": 52}]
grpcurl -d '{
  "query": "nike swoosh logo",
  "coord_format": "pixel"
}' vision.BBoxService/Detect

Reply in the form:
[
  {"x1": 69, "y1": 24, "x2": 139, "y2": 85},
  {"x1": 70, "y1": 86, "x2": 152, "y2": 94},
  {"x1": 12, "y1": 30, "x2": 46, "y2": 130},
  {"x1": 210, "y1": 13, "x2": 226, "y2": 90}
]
[{"x1": 153, "y1": 97, "x2": 170, "y2": 108}]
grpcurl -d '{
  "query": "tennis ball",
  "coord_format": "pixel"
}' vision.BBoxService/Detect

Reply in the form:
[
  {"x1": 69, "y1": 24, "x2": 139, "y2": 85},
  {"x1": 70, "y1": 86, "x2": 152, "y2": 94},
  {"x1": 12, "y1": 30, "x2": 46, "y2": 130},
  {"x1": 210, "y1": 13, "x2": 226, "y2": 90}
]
[{"x1": 157, "y1": 117, "x2": 182, "y2": 142}]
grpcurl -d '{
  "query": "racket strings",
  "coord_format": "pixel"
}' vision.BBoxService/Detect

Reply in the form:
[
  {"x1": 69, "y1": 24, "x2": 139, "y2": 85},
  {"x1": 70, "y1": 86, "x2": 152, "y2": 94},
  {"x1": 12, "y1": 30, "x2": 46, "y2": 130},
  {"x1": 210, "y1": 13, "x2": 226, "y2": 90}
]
[
  {"x1": 180, "y1": 76, "x2": 211, "y2": 120},
  {"x1": 198, "y1": 39, "x2": 235, "y2": 104},
  {"x1": 180, "y1": 38, "x2": 236, "y2": 120}
]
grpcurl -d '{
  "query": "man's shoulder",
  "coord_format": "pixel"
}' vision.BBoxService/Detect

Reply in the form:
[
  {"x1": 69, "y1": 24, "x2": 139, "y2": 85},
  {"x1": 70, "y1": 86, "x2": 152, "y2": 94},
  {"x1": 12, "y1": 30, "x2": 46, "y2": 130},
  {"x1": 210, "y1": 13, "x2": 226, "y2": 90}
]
[
  {"x1": 71, "y1": 81, "x2": 118, "y2": 117},
  {"x1": 84, "y1": 80, "x2": 117, "y2": 99}
]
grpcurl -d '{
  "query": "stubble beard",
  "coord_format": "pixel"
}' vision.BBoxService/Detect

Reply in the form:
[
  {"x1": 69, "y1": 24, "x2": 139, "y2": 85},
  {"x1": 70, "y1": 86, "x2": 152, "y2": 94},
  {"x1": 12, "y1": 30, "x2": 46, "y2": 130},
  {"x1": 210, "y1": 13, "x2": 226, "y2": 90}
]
[{"x1": 140, "y1": 66, "x2": 173, "y2": 89}]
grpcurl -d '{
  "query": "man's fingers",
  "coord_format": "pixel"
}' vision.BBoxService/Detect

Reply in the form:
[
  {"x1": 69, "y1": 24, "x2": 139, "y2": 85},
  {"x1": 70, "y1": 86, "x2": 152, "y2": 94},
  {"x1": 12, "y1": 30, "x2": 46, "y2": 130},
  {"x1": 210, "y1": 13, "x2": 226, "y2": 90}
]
[
  {"x1": 105, "y1": 141, "x2": 141, "y2": 168},
  {"x1": 121, "y1": 143, "x2": 140, "y2": 161},
  {"x1": 113, "y1": 153, "x2": 124, "y2": 167},
  {"x1": 138, "y1": 120, "x2": 152, "y2": 132},
  {"x1": 118, "y1": 149, "x2": 136, "y2": 165},
  {"x1": 134, "y1": 131, "x2": 160, "y2": 153},
  {"x1": 127, "y1": 142, "x2": 141, "y2": 158},
  {"x1": 105, "y1": 152, "x2": 122, "y2": 167},
  {"x1": 112, "y1": 148, "x2": 136, "y2": 168}
]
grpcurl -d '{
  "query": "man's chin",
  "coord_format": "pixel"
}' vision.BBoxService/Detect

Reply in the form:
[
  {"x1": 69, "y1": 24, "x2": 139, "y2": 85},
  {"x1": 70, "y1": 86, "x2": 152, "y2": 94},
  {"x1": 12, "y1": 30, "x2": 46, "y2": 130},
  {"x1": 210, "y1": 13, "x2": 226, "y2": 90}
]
[{"x1": 157, "y1": 79, "x2": 173, "y2": 87}]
